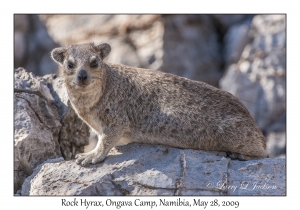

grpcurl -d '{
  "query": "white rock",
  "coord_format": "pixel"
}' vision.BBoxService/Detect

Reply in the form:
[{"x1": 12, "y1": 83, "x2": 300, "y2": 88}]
[
  {"x1": 21, "y1": 143, "x2": 285, "y2": 196},
  {"x1": 14, "y1": 68, "x2": 62, "y2": 192}
]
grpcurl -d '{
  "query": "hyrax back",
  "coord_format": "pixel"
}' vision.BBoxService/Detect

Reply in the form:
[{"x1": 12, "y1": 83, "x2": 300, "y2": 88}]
[{"x1": 51, "y1": 43, "x2": 269, "y2": 166}]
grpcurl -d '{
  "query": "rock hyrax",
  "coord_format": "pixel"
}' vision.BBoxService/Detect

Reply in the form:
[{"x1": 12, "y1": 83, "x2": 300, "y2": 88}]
[{"x1": 51, "y1": 43, "x2": 269, "y2": 166}]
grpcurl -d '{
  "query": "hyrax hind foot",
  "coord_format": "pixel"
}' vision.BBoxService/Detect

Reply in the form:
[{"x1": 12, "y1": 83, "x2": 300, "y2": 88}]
[
  {"x1": 75, "y1": 151, "x2": 105, "y2": 166},
  {"x1": 226, "y1": 152, "x2": 268, "y2": 161}
]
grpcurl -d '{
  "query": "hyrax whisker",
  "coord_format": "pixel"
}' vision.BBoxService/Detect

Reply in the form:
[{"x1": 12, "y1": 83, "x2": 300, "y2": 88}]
[{"x1": 51, "y1": 42, "x2": 269, "y2": 165}]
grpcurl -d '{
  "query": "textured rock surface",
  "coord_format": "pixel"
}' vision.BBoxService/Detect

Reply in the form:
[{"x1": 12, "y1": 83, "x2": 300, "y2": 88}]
[
  {"x1": 14, "y1": 15, "x2": 59, "y2": 76},
  {"x1": 21, "y1": 143, "x2": 229, "y2": 196},
  {"x1": 220, "y1": 15, "x2": 286, "y2": 157},
  {"x1": 44, "y1": 75, "x2": 90, "y2": 160},
  {"x1": 14, "y1": 68, "x2": 90, "y2": 192},
  {"x1": 227, "y1": 158, "x2": 286, "y2": 195},
  {"x1": 14, "y1": 68, "x2": 62, "y2": 192},
  {"x1": 21, "y1": 143, "x2": 285, "y2": 196}
]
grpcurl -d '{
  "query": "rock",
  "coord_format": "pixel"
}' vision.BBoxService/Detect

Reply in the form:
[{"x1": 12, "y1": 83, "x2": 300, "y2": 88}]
[
  {"x1": 21, "y1": 157, "x2": 64, "y2": 195},
  {"x1": 223, "y1": 19, "x2": 253, "y2": 67},
  {"x1": 21, "y1": 143, "x2": 229, "y2": 196},
  {"x1": 266, "y1": 132, "x2": 286, "y2": 158},
  {"x1": 21, "y1": 143, "x2": 285, "y2": 196},
  {"x1": 227, "y1": 158, "x2": 286, "y2": 195},
  {"x1": 44, "y1": 75, "x2": 90, "y2": 160},
  {"x1": 264, "y1": 111, "x2": 286, "y2": 158},
  {"x1": 14, "y1": 68, "x2": 90, "y2": 192},
  {"x1": 39, "y1": 15, "x2": 164, "y2": 72},
  {"x1": 219, "y1": 15, "x2": 286, "y2": 157},
  {"x1": 14, "y1": 15, "x2": 59, "y2": 76},
  {"x1": 39, "y1": 14, "x2": 230, "y2": 87},
  {"x1": 14, "y1": 68, "x2": 62, "y2": 192},
  {"x1": 212, "y1": 15, "x2": 253, "y2": 33},
  {"x1": 160, "y1": 15, "x2": 222, "y2": 87}
]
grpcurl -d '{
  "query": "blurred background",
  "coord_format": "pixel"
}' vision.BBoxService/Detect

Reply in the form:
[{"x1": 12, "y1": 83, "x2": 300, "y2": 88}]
[{"x1": 14, "y1": 14, "x2": 286, "y2": 158}]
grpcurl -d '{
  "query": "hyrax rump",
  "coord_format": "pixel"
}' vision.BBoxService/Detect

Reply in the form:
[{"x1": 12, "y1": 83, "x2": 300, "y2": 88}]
[{"x1": 51, "y1": 43, "x2": 269, "y2": 166}]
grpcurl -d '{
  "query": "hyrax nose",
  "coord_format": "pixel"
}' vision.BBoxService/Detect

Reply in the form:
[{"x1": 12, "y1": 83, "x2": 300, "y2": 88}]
[{"x1": 77, "y1": 70, "x2": 87, "y2": 82}]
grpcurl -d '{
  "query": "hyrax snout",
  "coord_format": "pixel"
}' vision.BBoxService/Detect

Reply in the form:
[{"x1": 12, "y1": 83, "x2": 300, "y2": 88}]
[
  {"x1": 51, "y1": 42, "x2": 269, "y2": 166},
  {"x1": 77, "y1": 69, "x2": 88, "y2": 84}
]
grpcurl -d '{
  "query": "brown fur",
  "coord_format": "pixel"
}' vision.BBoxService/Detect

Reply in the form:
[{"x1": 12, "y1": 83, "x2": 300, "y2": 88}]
[{"x1": 51, "y1": 43, "x2": 269, "y2": 166}]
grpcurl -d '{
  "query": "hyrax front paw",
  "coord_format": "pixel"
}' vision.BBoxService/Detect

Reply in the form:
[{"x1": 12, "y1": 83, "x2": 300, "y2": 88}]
[{"x1": 75, "y1": 152, "x2": 105, "y2": 166}]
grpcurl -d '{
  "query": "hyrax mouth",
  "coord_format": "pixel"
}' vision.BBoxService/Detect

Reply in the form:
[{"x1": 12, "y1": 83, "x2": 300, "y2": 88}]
[{"x1": 73, "y1": 81, "x2": 89, "y2": 87}]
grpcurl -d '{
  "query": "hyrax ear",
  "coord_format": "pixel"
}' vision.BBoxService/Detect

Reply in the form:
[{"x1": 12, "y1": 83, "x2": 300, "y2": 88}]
[
  {"x1": 51, "y1": 47, "x2": 67, "y2": 65},
  {"x1": 95, "y1": 43, "x2": 111, "y2": 59}
]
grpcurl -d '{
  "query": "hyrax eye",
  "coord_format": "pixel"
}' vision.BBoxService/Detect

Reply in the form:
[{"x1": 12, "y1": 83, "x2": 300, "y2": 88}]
[
  {"x1": 68, "y1": 62, "x2": 74, "y2": 69},
  {"x1": 90, "y1": 60, "x2": 98, "y2": 68}
]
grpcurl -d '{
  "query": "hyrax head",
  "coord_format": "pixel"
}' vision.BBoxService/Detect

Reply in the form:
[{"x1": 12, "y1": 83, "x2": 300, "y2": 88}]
[{"x1": 51, "y1": 43, "x2": 111, "y2": 92}]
